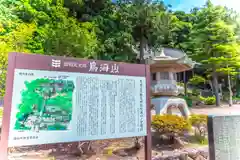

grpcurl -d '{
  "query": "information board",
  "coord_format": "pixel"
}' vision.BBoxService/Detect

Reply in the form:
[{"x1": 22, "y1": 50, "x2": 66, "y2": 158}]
[
  {"x1": 0, "y1": 52, "x2": 151, "y2": 159},
  {"x1": 208, "y1": 115, "x2": 240, "y2": 160}
]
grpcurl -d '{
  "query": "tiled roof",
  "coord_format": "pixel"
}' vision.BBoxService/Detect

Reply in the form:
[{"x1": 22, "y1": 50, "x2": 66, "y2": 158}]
[{"x1": 163, "y1": 48, "x2": 186, "y2": 58}]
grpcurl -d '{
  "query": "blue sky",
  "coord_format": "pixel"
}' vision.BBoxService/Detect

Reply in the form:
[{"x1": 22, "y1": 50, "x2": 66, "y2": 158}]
[
  {"x1": 112, "y1": 0, "x2": 240, "y2": 12},
  {"x1": 163, "y1": 0, "x2": 240, "y2": 12},
  {"x1": 163, "y1": 0, "x2": 205, "y2": 11}
]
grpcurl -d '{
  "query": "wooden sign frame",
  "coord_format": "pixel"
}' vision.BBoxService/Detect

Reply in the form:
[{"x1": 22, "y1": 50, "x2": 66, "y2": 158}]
[
  {"x1": 0, "y1": 52, "x2": 152, "y2": 160},
  {"x1": 207, "y1": 116, "x2": 215, "y2": 160}
]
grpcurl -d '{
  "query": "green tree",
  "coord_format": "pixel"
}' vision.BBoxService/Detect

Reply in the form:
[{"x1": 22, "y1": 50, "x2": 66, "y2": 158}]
[
  {"x1": 187, "y1": 1, "x2": 240, "y2": 106},
  {"x1": 150, "y1": 11, "x2": 185, "y2": 49},
  {"x1": 60, "y1": 0, "x2": 131, "y2": 61},
  {"x1": 172, "y1": 11, "x2": 194, "y2": 50},
  {"x1": 94, "y1": 4, "x2": 136, "y2": 61},
  {"x1": 0, "y1": 0, "x2": 37, "y2": 97},
  {"x1": 14, "y1": 0, "x2": 98, "y2": 58},
  {"x1": 0, "y1": 0, "x2": 17, "y2": 23},
  {"x1": 214, "y1": 44, "x2": 240, "y2": 106},
  {"x1": 188, "y1": 75, "x2": 205, "y2": 86},
  {"x1": 117, "y1": 0, "x2": 184, "y2": 63},
  {"x1": 0, "y1": 22, "x2": 36, "y2": 97}
]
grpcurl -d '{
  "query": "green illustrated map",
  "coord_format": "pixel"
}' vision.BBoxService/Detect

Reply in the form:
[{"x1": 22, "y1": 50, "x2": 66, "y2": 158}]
[{"x1": 15, "y1": 78, "x2": 75, "y2": 132}]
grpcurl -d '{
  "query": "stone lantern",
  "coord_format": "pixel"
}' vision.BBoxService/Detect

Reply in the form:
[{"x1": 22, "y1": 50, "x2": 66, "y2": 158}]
[{"x1": 148, "y1": 48, "x2": 195, "y2": 118}]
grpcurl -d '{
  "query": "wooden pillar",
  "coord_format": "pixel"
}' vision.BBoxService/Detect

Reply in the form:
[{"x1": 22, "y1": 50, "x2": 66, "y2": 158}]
[
  {"x1": 156, "y1": 72, "x2": 161, "y2": 82},
  {"x1": 184, "y1": 71, "x2": 187, "y2": 96},
  {"x1": 169, "y1": 72, "x2": 174, "y2": 80}
]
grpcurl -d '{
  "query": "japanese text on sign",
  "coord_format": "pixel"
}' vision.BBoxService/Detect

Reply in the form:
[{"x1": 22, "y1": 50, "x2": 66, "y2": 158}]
[{"x1": 88, "y1": 61, "x2": 119, "y2": 73}]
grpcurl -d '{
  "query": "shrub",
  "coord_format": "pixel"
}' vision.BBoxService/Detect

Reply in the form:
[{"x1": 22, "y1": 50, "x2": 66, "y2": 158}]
[
  {"x1": 189, "y1": 114, "x2": 208, "y2": 144},
  {"x1": 191, "y1": 134, "x2": 208, "y2": 145},
  {"x1": 189, "y1": 114, "x2": 208, "y2": 127},
  {"x1": 205, "y1": 97, "x2": 216, "y2": 105},
  {"x1": 188, "y1": 75, "x2": 205, "y2": 86},
  {"x1": 199, "y1": 96, "x2": 205, "y2": 101},
  {"x1": 187, "y1": 90, "x2": 192, "y2": 96},
  {"x1": 0, "y1": 107, "x2": 3, "y2": 118},
  {"x1": 199, "y1": 96, "x2": 216, "y2": 105},
  {"x1": 177, "y1": 82, "x2": 184, "y2": 87},
  {"x1": 151, "y1": 115, "x2": 191, "y2": 135},
  {"x1": 233, "y1": 96, "x2": 240, "y2": 101},
  {"x1": 192, "y1": 88, "x2": 200, "y2": 96}
]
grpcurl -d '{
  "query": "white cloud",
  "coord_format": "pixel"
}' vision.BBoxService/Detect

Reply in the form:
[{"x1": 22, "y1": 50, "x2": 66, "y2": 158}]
[{"x1": 211, "y1": 0, "x2": 240, "y2": 12}]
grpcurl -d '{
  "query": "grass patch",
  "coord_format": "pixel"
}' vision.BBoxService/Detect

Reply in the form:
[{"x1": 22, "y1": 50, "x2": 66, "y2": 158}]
[{"x1": 187, "y1": 135, "x2": 208, "y2": 146}]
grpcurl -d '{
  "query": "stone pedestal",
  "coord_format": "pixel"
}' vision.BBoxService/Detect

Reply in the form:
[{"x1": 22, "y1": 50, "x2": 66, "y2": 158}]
[{"x1": 151, "y1": 97, "x2": 191, "y2": 118}]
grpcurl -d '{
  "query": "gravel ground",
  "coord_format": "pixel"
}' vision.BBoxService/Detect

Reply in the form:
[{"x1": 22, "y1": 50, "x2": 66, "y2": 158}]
[
  {"x1": 4, "y1": 105, "x2": 240, "y2": 159},
  {"x1": 191, "y1": 104, "x2": 240, "y2": 115}
]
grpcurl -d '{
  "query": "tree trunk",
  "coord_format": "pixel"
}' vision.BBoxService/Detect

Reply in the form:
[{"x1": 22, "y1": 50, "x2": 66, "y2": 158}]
[
  {"x1": 228, "y1": 71, "x2": 233, "y2": 106},
  {"x1": 219, "y1": 83, "x2": 223, "y2": 100},
  {"x1": 139, "y1": 27, "x2": 145, "y2": 64},
  {"x1": 209, "y1": 80, "x2": 213, "y2": 93},
  {"x1": 236, "y1": 69, "x2": 240, "y2": 97},
  {"x1": 212, "y1": 69, "x2": 220, "y2": 106}
]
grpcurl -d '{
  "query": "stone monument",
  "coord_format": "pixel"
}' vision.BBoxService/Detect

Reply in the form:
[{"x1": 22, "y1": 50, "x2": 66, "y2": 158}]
[{"x1": 208, "y1": 115, "x2": 240, "y2": 160}]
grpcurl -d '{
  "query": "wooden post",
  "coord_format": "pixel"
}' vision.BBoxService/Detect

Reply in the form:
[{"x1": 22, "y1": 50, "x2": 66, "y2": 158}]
[
  {"x1": 184, "y1": 71, "x2": 187, "y2": 96},
  {"x1": 145, "y1": 65, "x2": 152, "y2": 160}
]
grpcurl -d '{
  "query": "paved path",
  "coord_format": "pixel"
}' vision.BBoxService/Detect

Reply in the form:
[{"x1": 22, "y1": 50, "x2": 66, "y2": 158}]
[
  {"x1": 191, "y1": 104, "x2": 240, "y2": 115},
  {"x1": 151, "y1": 104, "x2": 240, "y2": 116}
]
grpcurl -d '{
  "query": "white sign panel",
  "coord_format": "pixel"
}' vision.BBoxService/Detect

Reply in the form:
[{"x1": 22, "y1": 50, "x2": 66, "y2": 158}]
[{"x1": 8, "y1": 69, "x2": 147, "y2": 147}]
